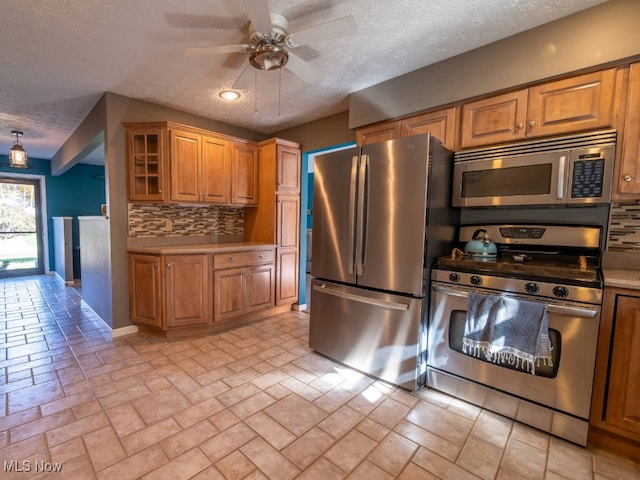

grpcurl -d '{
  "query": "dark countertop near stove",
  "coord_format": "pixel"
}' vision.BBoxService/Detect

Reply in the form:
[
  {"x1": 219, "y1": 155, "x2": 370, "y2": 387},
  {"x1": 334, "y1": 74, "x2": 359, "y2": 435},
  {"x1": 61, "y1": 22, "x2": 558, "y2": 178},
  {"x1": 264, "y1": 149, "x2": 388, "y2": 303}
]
[{"x1": 435, "y1": 255, "x2": 598, "y2": 283}]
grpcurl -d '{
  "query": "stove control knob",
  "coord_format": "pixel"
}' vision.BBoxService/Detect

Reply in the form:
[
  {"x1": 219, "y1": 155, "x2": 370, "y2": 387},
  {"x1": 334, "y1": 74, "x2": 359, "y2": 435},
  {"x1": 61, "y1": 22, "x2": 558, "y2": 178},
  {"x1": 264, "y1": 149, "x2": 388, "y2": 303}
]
[
  {"x1": 525, "y1": 282, "x2": 539, "y2": 294},
  {"x1": 553, "y1": 286, "x2": 569, "y2": 298},
  {"x1": 449, "y1": 273, "x2": 460, "y2": 283},
  {"x1": 470, "y1": 275, "x2": 482, "y2": 286}
]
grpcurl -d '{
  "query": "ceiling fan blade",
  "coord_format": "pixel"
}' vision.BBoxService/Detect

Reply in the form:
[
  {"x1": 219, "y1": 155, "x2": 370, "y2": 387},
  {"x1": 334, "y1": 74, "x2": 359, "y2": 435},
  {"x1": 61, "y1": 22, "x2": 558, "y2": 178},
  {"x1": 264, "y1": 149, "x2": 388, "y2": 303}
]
[
  {"x1": 285, "y1": 52, "x2": 322, "y2": 83},
  {"x1": 242, "y1": 0, "x2": 273, "y2": 34},
  {"x1": 184, "y1": 44, "x2": 251, "y2": 56},
  {"x1": 285, "y1": 15, "x2": 357, "y2": 48}
]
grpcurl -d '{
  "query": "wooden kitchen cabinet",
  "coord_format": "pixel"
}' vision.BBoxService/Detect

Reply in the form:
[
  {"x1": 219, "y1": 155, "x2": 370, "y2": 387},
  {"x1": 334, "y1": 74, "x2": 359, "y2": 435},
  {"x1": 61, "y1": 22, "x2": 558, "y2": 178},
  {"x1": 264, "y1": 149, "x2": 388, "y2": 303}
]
[
  {"x1": 277, "y1": 195, "x2": 300, "y2": 305},
  {"x1": 276, "y1": 143, "x2": 301, "y2": 193},
  {"x1": 355, "y1": 106, "x2": 457, "y2": 150},
  {"x1": 399, "y1": 107, "x2": 457, "y2": 150},
  {"x1": 125, "y1": 122, "x2": 256, "y2": 206},
  {"x1": 616, "y1": 62, "x2": 640, "y2": 196},
  {"x1": 213, "y1": 250, "x2": 275, "y2": 321},
  {"x1": 126, "y1": 125, "x2": 167, "y2": 202},
  {"x1": 245, "y1": 138, "x2": 301, "y2": 307},
  {"x1": 164, "y1": 254, "x2": 210, "y2": 328},
  {"x1": 589, "y1": 287, "x2": 640, "y2": 459},
  {"x1": 168, "y1": 133, "x2": 258, "y2": 206},
  {"x1": 460, "y1": 69, "x2": 616, "y2": 148},
  {"x1": 231, "y1": 141, "x2": 259, "y2": 206},
  {"x1": 356, "y1": 121, "x2": 401, "y2": 146},
  {"x1": 202, "y1": 134, "x2": 232, "y2": 203},
  {"x1": 129, "y1": 253, "x2": 211, "y2": 331},
  {"x1": 129, "y1": 254, "x2": 164, "y2": 328},
  {"x1": 169, "y1": 129, "x2": 201, "y2": 202}
]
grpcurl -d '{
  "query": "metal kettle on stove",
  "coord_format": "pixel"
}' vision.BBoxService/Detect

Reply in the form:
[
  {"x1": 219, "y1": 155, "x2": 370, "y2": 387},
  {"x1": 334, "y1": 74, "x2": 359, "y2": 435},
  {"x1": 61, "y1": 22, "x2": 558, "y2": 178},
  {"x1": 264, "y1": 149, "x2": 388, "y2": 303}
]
[{"x1": 464, "y1": 229, "x2": 497, "y2": 260}]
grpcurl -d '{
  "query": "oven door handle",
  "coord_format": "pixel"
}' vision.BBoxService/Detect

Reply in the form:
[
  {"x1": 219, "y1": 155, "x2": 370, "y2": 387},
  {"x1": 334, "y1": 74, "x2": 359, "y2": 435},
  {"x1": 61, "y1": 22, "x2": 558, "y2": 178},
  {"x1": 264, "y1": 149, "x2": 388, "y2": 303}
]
[{"x1": 432, "y1": 285, "x2": 599, "y2": 318}]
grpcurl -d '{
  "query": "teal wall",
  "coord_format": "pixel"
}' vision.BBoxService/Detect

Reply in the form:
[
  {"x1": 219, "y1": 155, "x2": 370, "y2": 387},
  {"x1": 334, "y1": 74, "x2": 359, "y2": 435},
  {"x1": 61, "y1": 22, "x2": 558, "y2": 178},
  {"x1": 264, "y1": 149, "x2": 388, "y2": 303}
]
[{"x1": 0, "y1": 155, "x2": 106, "y2": 274}]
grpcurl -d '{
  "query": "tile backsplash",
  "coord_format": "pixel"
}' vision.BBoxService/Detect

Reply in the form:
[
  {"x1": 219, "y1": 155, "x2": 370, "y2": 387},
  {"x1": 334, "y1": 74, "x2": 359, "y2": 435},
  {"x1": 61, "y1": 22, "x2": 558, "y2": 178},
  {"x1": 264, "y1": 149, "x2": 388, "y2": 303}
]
[
  {"x1": 128, "y1": 203, "x2": 243, "y2": 238},
  {"x1": 608, "y1": 201, "x2": 640, "y2": 252}
]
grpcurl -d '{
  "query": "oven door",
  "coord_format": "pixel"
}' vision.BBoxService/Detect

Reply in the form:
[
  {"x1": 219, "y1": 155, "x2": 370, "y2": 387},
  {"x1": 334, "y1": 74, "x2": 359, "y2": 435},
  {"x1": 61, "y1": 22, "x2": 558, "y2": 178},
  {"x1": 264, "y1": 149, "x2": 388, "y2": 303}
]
[
  {"x1": 427, "y1": 282, "x2": 600, "y2": 420},
  {"x1": 452, "y1": 151, "x2": 568, "y2": 207}
]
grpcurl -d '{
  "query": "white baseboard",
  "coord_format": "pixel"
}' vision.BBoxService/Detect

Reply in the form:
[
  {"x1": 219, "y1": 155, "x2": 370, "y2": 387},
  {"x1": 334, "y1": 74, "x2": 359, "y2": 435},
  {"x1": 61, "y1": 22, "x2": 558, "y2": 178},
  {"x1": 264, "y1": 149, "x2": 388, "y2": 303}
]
[
  {"x1": 112, "y1": 325, "x2": 139, "y2": 338},
  {"x1": 292, "y1": 303, "x2": 308, "y2": 312}
]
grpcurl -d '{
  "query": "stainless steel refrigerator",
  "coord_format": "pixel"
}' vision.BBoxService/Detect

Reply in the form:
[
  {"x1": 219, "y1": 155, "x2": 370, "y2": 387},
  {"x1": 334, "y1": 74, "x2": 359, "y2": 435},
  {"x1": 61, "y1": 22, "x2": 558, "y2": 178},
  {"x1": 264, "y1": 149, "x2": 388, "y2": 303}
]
[{"x1": 309, "y1": 134, "x2": 457, "y2": 391}]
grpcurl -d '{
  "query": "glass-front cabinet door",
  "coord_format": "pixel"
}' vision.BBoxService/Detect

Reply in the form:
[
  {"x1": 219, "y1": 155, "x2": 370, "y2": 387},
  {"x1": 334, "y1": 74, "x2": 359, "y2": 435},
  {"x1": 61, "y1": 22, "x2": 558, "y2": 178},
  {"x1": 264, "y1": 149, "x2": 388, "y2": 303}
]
[{"x1": 127, "y1": 126, "x2": 166, "y2": 202}]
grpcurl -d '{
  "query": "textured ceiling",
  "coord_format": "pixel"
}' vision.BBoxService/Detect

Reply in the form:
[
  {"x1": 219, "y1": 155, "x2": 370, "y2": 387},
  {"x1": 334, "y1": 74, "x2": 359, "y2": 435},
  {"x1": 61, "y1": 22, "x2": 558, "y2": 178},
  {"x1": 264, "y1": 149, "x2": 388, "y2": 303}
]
[{"x1": 0, "y1": 0, "x2": 606, "y2": 163}]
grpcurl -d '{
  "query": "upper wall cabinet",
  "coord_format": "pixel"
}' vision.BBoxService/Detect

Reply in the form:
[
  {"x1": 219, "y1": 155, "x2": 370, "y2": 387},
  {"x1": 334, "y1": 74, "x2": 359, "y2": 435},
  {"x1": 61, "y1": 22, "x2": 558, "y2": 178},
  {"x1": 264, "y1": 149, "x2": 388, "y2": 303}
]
[
  {"x1": 460, "y1": 69, "x2": 616, "y2": 149},
  {"x1": 617, "y1": 62, "x2": 640, "y2": 197},
  {"x1": 169, "y1": 129, "x2": 232, "y2": 204},
  {"x1": 125, "y1": 122, "x2": 257, "y2": 206},
  {"x1": 356, "y1": 121, "x2": 401, "y2": 146},
  {"x1": 355, "y1": 106, "x2": 457, "y2": 150},
  {"x1": 400, "y1": 107, "x2": 457, "y2": 150},
  {"x1": 276, "y1": 143, "x2": 301, "y2": 194},
  {"x1": 231, "y1": 141, "x2": 259, "y2": 206},
  {"x1": 126, "y1": 124, "x2": 167, "y2": 202}
]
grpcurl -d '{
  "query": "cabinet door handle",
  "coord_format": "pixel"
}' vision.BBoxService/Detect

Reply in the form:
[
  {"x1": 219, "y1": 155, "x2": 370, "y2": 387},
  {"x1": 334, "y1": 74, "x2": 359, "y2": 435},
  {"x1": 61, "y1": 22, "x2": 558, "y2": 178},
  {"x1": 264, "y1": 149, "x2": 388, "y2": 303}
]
[
  {"x1": 529, "y1": 121, "x2": 536, "y2": 128},
  {"x1": 167, "y1": 263, "x2": 172, "y2": 269},
  {"x1": 153, "y1": 263, "x2": 158, "y2": 268},
  {"x1": 516, "y1": 123, "x2": 523, "y2": 129},
  {"x1": 624, "y1": 174, "x2": 633, "y2": 182}
]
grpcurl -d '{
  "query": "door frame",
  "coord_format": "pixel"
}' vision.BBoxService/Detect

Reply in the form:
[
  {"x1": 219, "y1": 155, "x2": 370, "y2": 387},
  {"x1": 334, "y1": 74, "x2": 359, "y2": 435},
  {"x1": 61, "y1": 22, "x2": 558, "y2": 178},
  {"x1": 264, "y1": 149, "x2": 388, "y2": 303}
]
[{"x1": 0, "y1": 172, "x2": 50, "y2": 275}]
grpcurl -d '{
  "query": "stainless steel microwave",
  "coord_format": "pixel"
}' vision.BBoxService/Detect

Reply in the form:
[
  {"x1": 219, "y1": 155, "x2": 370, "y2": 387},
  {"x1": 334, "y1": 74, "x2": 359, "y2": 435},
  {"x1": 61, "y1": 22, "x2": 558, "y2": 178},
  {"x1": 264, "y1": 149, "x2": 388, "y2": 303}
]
[{"x1": 452, "y1": 130, "x2": 616, "y2": 207}]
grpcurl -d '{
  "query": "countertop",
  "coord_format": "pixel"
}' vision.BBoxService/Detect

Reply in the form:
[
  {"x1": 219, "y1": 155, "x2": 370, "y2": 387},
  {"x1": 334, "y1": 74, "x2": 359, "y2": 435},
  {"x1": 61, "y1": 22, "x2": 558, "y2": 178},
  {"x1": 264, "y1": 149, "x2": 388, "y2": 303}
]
[
  {"x1": 602, "y1": 251, "x2": 640, "y2": 290},
  {"x1": 127, "y1": 242, "x2": 275, "y2": 255},
  {"x1": 603, "y1": 267, "x2": 640, "y2": 290}
]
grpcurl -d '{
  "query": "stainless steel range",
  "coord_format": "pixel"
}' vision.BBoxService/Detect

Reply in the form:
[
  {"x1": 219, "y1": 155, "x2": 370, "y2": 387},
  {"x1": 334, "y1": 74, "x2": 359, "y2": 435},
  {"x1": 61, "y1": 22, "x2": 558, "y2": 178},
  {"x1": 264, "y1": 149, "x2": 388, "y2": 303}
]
[{"x1": 427, "y1": 224, "x2": 604, "y2": 445}]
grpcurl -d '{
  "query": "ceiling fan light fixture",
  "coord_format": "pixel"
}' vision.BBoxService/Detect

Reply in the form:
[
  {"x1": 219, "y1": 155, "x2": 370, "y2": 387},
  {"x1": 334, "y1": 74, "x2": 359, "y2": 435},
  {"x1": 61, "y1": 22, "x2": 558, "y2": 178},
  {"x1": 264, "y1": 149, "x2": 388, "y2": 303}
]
[
  {"x1": 9, "y1": 130, "x2": 28, "y2": 168},
  {"x1": 249, "y1": 43, "x2": 288, "y2": 71},
  {"x1": 219, "y1": 90, "x2": 241, "y2": 101}
]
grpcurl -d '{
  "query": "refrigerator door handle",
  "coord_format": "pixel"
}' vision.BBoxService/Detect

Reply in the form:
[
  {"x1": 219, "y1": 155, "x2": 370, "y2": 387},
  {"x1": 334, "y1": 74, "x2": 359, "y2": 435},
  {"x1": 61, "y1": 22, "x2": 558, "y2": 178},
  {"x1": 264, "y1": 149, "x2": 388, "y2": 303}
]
[
  {"x1": 355, "y1": 155, "x2": 369, "y2": 275},
  {"x1": 313, "y1": 283, "x2": 410, "y2": 311},
  {"x1": 348, "y1": 156, "x2": 358, "y2": 274}
]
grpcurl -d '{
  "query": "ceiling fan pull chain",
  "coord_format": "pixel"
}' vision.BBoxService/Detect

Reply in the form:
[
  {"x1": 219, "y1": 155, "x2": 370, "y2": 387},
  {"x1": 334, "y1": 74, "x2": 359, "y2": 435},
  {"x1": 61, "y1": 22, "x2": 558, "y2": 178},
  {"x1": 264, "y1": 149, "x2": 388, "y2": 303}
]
[
  {"x1": 254, "y1": 68, "x2": 258, "y2": 115},
  {"x1": 278, "y1": 68, "x2": 282, "y2": 117}
]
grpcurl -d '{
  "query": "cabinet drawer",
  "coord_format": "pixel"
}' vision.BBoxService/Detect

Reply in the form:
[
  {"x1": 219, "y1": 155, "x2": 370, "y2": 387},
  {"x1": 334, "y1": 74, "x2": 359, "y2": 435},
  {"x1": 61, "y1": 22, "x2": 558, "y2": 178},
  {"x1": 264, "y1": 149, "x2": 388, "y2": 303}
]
[{"x1": 213, "y1": 249, "x2": 275, "y2": 269}]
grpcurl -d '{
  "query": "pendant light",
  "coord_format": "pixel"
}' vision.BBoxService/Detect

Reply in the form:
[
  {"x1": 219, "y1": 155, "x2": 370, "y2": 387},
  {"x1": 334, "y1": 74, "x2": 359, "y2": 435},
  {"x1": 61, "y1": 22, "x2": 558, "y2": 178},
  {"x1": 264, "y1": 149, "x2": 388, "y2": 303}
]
[{"x1": 9, "y1": 130, "x2": 28, "y2": 168}]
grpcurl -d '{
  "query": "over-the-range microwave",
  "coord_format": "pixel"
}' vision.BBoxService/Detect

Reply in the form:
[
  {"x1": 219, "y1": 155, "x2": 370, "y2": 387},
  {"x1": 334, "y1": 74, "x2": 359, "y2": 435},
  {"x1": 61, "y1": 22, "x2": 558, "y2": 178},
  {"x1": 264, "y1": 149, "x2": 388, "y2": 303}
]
[{"x1": 452, "y1": 130, "x2": 616, "y2": 207}]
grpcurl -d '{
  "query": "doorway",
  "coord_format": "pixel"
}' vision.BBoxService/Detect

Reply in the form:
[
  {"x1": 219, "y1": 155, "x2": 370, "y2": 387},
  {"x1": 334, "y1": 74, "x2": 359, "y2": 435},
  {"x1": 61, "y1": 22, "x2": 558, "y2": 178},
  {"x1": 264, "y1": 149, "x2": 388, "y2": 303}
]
[{"x1": 0, "y1": 177, "x2": 44, "y2": 277}]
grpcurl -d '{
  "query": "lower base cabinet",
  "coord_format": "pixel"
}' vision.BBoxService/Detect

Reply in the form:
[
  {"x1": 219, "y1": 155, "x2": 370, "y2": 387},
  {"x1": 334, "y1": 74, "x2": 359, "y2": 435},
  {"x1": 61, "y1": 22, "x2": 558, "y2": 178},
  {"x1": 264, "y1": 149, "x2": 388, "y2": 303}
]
[
  {"x1": 128, "y1": 247, "x2": 275, "y2": 333},
  {"x1": 165, "y1": 254, "x2": 210, "y2": 328},
  {"x1": 589, "y1": 287, "x2": 640, "y2": 459},
  {"x1": 129, "y1": 254, "x2": 163, "y2": 328},
  {"x1": 213, "y1": 250, "x2": 275, "y2": 322}
]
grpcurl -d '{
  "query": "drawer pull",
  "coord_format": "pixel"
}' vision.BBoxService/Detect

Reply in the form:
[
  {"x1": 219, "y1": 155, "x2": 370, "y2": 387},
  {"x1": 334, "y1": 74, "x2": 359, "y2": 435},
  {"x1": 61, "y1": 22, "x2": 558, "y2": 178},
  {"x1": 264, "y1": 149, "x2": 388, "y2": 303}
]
[{"x1": 228, "y1": 257, "x2": 234, "y2": 263}]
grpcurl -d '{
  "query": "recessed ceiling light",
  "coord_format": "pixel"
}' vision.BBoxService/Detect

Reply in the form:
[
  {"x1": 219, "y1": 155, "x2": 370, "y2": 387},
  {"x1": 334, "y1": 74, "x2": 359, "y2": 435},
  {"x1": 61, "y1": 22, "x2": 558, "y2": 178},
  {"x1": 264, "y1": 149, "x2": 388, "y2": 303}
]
[{"x1": 219, "y1": 90, "x2": 241, "y2": 101}]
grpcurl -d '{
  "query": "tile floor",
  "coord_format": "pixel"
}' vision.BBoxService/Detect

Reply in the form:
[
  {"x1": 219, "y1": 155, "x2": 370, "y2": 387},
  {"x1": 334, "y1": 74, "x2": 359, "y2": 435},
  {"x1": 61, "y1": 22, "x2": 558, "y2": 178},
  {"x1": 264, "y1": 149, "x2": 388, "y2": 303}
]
[{"x1": 1, "y1": 275, "x2": 639, "y2": 480}]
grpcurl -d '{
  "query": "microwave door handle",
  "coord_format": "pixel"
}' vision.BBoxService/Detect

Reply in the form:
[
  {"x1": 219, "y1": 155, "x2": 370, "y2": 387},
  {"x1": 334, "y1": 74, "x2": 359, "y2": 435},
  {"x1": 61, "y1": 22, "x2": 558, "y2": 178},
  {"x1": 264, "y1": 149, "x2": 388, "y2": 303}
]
[
  {"x1": 557, "y1": 155, "x2": 567, "y2": 200},
  {"x1": 348, "y1": 156, "x2": 358, "y2": 274}
]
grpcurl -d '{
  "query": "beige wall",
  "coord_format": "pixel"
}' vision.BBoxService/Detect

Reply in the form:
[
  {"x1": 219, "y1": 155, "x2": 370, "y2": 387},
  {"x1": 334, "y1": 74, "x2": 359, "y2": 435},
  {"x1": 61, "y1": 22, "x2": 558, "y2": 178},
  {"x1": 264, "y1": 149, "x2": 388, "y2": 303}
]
[
  {"x1": 274, "y1": 111, "x2": 354, "y2": 152},
  {"x1": 349, "y1": 0, "x2": 640, "y2": 129}
]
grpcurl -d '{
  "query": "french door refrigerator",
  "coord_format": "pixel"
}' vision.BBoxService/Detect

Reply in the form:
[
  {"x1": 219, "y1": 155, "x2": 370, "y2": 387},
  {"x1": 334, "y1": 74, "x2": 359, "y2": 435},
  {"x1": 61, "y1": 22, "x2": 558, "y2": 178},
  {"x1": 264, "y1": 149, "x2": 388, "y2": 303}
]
[{"x1": 309, "y1": 134, "x2": 456, "y2": 391}]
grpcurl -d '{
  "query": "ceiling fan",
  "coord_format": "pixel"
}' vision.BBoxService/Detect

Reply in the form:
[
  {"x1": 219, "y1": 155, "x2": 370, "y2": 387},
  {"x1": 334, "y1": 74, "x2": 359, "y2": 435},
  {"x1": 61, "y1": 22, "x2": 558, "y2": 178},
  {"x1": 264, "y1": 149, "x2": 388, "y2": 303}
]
[{"x1": 184, "y1": 0, "x2": 357, "y2": 88}]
